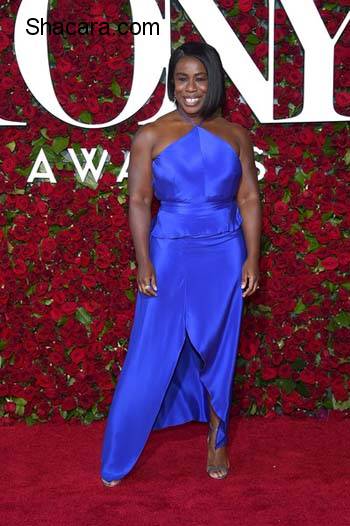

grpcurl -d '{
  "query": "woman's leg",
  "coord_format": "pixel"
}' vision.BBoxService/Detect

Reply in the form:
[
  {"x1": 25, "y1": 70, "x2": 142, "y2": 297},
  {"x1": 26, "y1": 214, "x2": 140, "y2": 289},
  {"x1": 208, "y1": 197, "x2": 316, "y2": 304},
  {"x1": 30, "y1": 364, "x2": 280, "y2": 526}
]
[{"x1": 207, "y1": 398, "x2": 230, "y2": 478}]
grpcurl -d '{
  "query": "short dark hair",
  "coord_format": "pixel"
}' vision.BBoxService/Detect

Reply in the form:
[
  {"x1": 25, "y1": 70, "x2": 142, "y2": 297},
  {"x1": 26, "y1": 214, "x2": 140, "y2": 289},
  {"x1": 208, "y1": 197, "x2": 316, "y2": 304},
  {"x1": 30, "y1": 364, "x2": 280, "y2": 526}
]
[{"x1": 167, "y1": 42, "x2": 226, "y2": 119}]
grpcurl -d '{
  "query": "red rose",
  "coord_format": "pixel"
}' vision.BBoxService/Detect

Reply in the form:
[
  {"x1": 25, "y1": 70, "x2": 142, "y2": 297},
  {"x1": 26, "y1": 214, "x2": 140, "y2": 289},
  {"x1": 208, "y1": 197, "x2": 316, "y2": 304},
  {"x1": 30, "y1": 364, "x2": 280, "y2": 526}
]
[
  {"x1": 220, "y1": 0, "x2": 235, "y2": 8},
  {"x1": 0, "y1": 33, "x2": 10, "y2": 52},
  {"x1": 321, "y1": 256, "x2": 338, "y2": 270},
  {"x1": 70, "y1": 348, "x2": 86, "y2": 364},
  {"x1": 278, "y1": 364, "x2": 292, "y2": 378},
  {"x1": 238, "y1": 0, "x2": 253, "y2": 12},
  {"x1": 261, "y1": 367, "x2": 277, "y2": 381},
  {"x1": 299, "y1": 368, "x2": 316, "y2": 384},
  {"x1": 4, "y1": 402, "x2": 16, "y2": 413},
  {"x1": 61, "y1": 397, "x2": 77, "y2": 411}
]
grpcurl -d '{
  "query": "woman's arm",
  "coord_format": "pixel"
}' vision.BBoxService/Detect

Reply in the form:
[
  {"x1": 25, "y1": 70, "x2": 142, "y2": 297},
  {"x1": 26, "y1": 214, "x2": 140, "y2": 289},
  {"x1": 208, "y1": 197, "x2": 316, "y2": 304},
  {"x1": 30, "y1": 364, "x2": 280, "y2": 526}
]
[
  {"x1": 236, "y1": 126, "x2": 262, "y2": 296},
  {"x1": 127, "y1": 125, "x2": 158, "y2": 296}
]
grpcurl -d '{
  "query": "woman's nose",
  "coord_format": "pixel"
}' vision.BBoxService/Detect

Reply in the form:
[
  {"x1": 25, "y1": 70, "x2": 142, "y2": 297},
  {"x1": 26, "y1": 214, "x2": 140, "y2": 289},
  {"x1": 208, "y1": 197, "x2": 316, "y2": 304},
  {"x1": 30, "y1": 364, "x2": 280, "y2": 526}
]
[{"x1": 186, "y1": 79, "x2": 197, "y2": 90}]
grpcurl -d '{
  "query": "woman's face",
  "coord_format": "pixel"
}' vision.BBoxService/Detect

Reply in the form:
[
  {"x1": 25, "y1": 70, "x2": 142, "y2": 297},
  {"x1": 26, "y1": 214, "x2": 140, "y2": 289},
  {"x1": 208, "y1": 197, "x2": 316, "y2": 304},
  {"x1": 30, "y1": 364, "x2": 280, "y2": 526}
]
[{"x1": 173, "y1": 56, "x2": 208, "y2": 116}]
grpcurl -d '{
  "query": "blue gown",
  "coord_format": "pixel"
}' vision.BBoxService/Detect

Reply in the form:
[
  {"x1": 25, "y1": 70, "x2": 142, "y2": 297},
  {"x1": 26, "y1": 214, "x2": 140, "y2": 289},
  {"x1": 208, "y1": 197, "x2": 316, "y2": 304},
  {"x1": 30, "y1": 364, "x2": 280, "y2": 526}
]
[{"x1": 100, "y1": 112, "x2": 247, "y2": 482}]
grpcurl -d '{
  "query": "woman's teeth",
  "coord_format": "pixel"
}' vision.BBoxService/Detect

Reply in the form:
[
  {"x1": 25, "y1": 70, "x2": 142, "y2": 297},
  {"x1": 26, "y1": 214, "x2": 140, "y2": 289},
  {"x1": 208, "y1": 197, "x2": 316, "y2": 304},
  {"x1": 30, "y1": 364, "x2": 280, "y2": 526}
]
[{"x1": 184, "y1": 97, "x2": 200, "y2": 105}]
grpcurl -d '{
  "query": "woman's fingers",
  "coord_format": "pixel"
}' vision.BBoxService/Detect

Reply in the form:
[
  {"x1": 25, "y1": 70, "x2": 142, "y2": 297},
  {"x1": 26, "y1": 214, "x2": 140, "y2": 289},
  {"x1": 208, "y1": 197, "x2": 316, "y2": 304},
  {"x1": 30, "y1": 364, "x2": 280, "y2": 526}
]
[
  {"x1": 139, "y1": 275, "x2": 157, "y2": 296},
  {"x1": 242, "y1": 275, "x2": 259, "y2": 297},
  {"x1": 151, "y1": 274, "x2": 158, "y2": 292},
  {"x1": 241, "y1": 268, "x2": 250, "y2": 291}
]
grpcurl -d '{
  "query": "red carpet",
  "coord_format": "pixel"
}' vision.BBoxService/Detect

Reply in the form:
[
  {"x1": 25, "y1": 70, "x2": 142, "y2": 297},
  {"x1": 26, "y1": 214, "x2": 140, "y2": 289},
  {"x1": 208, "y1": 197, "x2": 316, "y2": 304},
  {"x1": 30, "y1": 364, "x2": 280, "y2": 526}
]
[{"x1": 1, "y1": 414, "x2": 349, "y2": 526}]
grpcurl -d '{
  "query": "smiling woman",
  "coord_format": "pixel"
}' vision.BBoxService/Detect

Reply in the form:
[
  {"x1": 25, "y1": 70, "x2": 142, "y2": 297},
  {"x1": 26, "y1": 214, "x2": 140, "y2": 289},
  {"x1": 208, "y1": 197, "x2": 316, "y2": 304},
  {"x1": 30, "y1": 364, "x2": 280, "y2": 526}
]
[{"x1": 100, "y1": 41, "x2": 261, "y2": 486}]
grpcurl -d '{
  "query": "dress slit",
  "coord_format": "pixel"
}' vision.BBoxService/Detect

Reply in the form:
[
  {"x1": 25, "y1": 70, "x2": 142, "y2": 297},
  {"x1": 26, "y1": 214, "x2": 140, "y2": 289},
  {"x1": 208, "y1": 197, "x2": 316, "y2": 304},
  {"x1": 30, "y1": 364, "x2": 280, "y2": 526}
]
[
  {"x1": 153, "y1": 314, "x2": 228, "y2": 451},
  {"x1": 183, "y1": 325, "x2": 229, "y2": 450}
]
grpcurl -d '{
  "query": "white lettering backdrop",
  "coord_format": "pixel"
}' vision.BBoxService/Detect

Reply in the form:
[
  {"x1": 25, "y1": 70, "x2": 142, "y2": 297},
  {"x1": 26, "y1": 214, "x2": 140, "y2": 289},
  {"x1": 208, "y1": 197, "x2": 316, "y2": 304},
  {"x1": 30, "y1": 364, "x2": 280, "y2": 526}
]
[{"x1": 0, "y1": 0, "x2": 348, "y2": 129}]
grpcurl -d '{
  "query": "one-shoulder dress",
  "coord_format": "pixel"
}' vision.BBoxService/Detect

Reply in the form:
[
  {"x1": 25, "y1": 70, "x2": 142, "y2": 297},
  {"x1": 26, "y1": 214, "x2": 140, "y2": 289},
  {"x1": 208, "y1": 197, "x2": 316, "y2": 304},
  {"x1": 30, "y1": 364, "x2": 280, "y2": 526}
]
[{"x1": 101, "y1": 111, "x2": 247, "y2": 482}]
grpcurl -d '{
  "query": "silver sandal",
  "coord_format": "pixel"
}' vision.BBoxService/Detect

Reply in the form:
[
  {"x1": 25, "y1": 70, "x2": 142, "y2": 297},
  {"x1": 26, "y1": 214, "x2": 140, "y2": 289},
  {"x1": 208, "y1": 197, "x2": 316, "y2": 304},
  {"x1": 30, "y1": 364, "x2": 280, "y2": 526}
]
[
  {"x1": 206, "y1": 422, "x2": 230, "y2": 479},
  {"x1": 101, "y1": 478, "x2": 122, "y2": 487}
]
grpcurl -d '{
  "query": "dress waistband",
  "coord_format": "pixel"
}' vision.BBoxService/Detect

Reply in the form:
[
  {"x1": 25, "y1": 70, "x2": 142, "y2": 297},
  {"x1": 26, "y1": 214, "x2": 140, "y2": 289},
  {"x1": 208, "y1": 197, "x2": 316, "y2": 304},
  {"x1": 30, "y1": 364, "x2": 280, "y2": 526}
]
[
  {"x1": 159, "y1": 199, "x2": 236, "y2": 214},
  {"x1": 150, "y1": 199, "x2": 243, "y2": 239}
]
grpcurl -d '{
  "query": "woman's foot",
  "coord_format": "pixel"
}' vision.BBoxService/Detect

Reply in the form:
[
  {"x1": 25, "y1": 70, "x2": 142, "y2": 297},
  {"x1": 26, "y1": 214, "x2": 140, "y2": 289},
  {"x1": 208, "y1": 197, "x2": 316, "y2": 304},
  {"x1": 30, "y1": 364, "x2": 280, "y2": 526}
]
[
  {"x1": 101, "y1": 478, "x2": 121, "y2": 487},
  {"x1": 206, "y1": 422, "x2": 230, "y2": 479}
]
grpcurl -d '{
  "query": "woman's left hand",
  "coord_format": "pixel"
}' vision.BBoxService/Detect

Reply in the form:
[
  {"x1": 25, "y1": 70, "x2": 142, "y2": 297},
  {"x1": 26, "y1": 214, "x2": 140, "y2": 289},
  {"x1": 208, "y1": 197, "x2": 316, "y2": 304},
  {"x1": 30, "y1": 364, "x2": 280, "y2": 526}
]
[{"x1": 241, "y1": 257, "x2": 260, "y2": 297}]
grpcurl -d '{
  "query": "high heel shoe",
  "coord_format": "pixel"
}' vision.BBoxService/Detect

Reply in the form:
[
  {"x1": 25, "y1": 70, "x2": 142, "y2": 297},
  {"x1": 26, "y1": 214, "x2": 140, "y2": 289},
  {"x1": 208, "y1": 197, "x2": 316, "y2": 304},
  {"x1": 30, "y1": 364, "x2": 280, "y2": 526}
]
[
  {"x1": 206, "y1": 422, "x2": 230, "y2": 480},
  {"x1": 101, "y1": 478, "x2": 121, "y2": 487}
]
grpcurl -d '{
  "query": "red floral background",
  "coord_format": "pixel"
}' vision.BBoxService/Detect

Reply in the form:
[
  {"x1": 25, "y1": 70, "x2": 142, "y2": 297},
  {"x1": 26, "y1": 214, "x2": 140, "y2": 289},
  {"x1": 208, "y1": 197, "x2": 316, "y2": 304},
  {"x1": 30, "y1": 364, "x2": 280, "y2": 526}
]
[{"x1": 0, "y1": 0, "x2": 349, "y2": 424}]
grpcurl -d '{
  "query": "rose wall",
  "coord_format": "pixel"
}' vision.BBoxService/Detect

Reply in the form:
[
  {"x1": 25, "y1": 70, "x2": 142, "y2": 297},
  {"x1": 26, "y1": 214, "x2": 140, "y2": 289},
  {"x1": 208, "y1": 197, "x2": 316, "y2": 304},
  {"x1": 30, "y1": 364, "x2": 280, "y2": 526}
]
[{"x1": 0, "y1": 0, "x2": 349, "y2": 425}]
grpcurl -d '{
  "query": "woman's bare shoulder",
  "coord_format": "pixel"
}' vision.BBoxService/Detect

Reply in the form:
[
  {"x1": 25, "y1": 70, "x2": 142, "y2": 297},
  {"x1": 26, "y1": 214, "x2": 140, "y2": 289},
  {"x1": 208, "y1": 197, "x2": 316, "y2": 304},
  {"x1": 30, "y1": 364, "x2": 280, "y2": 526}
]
[
  {"x1": 220, "y1": 119, "x2": 253, "y2": 151},
  {"x1": 220, "y1": 118, "x2": 246, "y2": 135},
  {"x1": 133, "y1": 111, "x2": 177, "y2": 144}
]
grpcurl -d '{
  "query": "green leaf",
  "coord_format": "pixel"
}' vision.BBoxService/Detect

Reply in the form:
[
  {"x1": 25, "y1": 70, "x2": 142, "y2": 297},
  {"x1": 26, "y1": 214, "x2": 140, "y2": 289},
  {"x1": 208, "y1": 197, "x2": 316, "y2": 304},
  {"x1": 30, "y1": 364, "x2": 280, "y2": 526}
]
[
  {"x1": 265, "y1": 137, "x2": 279, "y2": 156},
  {"x1": 48, "y1": 52, "x2": 56, "y2": 67},
  {"x1": 333, "y1": 311, "x2": 350, "y2": 328},
  {"x1": 344, "y1": 149, "x2": 350, "y2": 166},
  {"x1": 110, "y1": 79, "x2": 121, "y2": 97},
  {"x1": 246, "y1": 34, "x2": 260, "y2": 45},
  {"x1": 75, "y1": 307, "x2": 92, "y2": 326},
  {"x1": 249, "y1": 402, "x2": 257, "y2": 415},
  {"x1": 322, "y1": 135, "x2": 337, "y2": 157},
  {"x1": 286, "y1": 34, "x2": 298, "y2": 45},
  {"x1": 25, "y1": 413, "x2": 40, "y2": 425},
  {"x1": 282, "y1": 188, "x2": 291, "y2": 203},
  {"x1": 323, "y1": 280, "x2": 337, "y2": 293},
  {"x1": 304, "y1": 210, "x2": 314, "y2": 219},
  {"x1": 5, "y1": 141, "x2": 16, "y2": 152},
  {"x1": 14, "y1": 397, "x2": 27, "y2": 416},
  {"x1": 295, "y1": 381, "x2": 310, "y2": 397},
  {"x1": 125, "y1": 289, "x2": 135, "y2": 302},
  {"x1": 256, "y1": 304, "x2": 272, "y2": 313},
  {"x1": 52, "y1": 136, "x2": 69, "y2": 154},
  {"x1": 291, "y1": 357, "x2": 306, "y2": 371},
  {"x1": 322, "y1": 398, "x2": 333, "y2": 409},
  {"x1": 117, "y1": 194, "x2": 126, "y2": 205},
  {"x1": 227, "y1": 6, "x2": 239, "y2": 16},
  {"x1": 294, "y1": 169, "x2": 311, "y2": 187},
  {"x1": 42, "y1": 144, "x2": 58, "y2": 163},
  {"x1": 332, "y1": 394, "x2": 350, "y2": 410},
  {"x1": 79, "y1": 111, "x2": 92, "y2": 124},
  {"x1": 278, "y1": 378, "x2": 296, "y2": 394},
  {"x1": 294, "y1": 298, "x2": 306, "y2": 314},
  {"x1": 324, "y1": 3, "x2": 337, "y2": 10},
  {"x1": 31, "y1": 136, "x2": 46, "y2": 149},
  {"x1": 40, "y1": 128, "x2": 50, "y2": 140},
  {"x1": 26, "y1": 284, "x2": 36, "y2": 297},
  {"x1": 304, "y1": 232, "x2": 320, "y2": 252}
]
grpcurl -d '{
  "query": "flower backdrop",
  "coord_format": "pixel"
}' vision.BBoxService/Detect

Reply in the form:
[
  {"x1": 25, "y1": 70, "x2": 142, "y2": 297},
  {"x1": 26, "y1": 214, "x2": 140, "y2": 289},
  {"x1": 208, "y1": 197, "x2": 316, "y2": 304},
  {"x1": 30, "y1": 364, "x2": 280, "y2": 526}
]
[{"x1": 0, "y1": 0, "x2": 349, "y2": 425}]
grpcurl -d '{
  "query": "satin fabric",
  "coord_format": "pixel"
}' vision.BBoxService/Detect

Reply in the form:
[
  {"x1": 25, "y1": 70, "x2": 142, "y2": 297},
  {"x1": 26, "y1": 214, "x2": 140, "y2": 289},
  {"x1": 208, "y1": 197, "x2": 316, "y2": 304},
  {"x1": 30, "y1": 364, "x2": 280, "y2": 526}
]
[
  {"x1": 150, "y1": 125, "x2": 243, "y2": 238},
  {"x1": 101, "y1": 123, "x2": 247, "y2": 482}
]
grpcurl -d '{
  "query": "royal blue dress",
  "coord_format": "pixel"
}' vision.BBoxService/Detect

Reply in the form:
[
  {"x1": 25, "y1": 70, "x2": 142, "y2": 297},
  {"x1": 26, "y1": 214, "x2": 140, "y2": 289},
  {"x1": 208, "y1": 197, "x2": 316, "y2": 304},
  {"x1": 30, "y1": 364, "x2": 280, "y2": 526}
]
[{"x1": 101, "y1": 112, "x2": 247, "y2": 482}]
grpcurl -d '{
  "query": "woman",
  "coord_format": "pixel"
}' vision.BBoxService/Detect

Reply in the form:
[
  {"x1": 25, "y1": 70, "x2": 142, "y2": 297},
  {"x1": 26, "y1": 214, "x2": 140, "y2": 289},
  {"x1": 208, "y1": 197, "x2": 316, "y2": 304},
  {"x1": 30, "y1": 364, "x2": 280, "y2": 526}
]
[{"x1": 101, "y1": 42, "x2": 261, "y2": 485}]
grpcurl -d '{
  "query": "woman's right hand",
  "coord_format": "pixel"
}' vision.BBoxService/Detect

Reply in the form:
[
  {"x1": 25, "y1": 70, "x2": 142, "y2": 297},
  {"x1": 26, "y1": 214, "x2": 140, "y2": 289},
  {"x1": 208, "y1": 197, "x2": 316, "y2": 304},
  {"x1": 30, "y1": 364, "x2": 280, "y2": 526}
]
[{"x1": 137, "y1": 259, "x2": 158, "y2": 296}]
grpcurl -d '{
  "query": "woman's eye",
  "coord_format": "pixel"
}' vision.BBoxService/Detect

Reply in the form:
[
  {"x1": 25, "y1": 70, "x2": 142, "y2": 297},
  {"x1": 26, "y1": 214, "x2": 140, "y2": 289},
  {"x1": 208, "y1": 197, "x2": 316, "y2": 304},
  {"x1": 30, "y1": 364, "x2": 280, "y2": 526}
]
[{"x1": 177, "y1": 77, "x2": 207, "y2": 82}]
